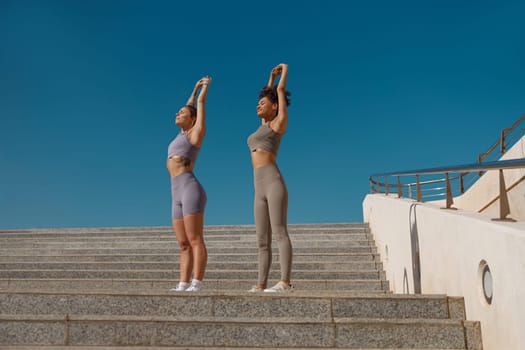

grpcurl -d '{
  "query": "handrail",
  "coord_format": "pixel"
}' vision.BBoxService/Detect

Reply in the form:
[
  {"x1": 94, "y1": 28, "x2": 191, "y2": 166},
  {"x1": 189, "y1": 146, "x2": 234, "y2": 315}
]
[
  {"x1": 369, "y1": 158, "x2": 525, "y2": 221},
  {"x1": 478, "y1": 114, "x2": 525, "y2": 163},
  {"x1": 370, "y1": 158, "x2": 525, "y2": 177},
  {"x1": 370, "y1": 114, "x2": 525, "y2": 221}
]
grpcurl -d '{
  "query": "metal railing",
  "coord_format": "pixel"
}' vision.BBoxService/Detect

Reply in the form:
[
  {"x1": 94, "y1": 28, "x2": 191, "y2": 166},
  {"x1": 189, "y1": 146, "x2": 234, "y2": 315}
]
[
  {"x1": 369, "y1": 158, "x2": 525, "y2": 222},
  {"x1": 478, "y1": 114, "x2": 525, "y2": 163},
  {"x1": 460, "y1": 113, "x2": 525, "y2": 188},
  {"x1": 369, "y1": 114, "x2": 525, "y2": 221}
]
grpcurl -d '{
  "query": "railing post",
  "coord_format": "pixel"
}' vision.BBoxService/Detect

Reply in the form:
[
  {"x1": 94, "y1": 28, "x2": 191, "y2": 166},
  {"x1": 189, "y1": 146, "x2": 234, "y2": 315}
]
[
  {"x1": 375, "y1": 176, "x2": 380, "y2": 193},
  {"x1": 408, "y1": 184, "x2": 412, "y2": 199},
  {"x1": 442, "y1": 172, "x2": 455, "y2": 210},
  {"x1": 416, "y1": 175, "x2": 422, "y2": 202},
  {"x1": 397, "y1": 176, "x2": 402, "y2": 198},
  {"x1": 500, "y1": 128, "x2": 507, "y2": 154},
  {"x1": 385, "y1": 176, "x2": 389, "y2": 195},
  {"x1": 477, "y1": 154, "x2": 483, "y2": 176},
  {"x1": 460, "y1": 173, "x2": 465, "y2": 193},
  {"x1": 492, "y1": 169, "x2": 515, "y2": 222}
]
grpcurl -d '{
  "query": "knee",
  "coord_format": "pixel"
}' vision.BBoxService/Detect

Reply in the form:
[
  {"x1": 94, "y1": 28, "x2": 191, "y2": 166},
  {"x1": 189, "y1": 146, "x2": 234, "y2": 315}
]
[
  {"x1": 188, "y1": 235, "x2": 205, "y2": 248},
  {"x1": 272, "y1": 227, "x2": 289, "y2": 242},
  {"x1": 257, "y1": 237, "x2": 270, "y2": 250},
  {"x1": 178, "y1": 240, "x2": 192, "y2": 251}
]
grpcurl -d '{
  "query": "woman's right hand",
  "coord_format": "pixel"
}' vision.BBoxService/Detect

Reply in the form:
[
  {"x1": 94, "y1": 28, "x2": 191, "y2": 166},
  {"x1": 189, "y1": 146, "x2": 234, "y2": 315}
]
[{"x1": 271, "y1": 65, "x2": 282, "y2": 78}]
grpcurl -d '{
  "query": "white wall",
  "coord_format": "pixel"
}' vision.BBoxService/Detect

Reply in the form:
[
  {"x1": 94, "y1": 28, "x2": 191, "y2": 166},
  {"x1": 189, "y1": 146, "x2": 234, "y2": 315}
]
[{"x1": 363, "y1": 194, "x2": 525, "y2": 350}]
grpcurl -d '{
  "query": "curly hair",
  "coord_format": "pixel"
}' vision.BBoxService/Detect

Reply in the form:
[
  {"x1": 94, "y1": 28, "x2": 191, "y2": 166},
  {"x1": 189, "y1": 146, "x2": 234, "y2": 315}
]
[{"x1": 258, "y1": 86, "x2": 291, "y2": 107}]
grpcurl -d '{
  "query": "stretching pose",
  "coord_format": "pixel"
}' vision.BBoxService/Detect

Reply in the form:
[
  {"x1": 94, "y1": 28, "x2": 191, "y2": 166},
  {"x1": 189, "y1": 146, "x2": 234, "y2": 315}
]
[
  {"x1": 167, "y1": 76, "x2": 211, "y2": 292},
  {"x1": 247, "y1": 63, "x2": 293, "y2": 293}
]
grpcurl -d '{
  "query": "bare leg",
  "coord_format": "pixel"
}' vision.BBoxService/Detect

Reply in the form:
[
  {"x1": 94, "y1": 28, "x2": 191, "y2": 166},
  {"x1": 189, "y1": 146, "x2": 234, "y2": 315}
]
[
  {"x1": 183, "y1": 213, "x2": 207, "y2": 281},
  {"x1": 173, "y1": 218, "x2": 193, "y2": 283}
]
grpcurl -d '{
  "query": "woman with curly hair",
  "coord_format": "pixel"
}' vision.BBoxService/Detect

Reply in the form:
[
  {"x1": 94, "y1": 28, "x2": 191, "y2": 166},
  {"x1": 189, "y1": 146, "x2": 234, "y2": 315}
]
[
  {"x1": 247, "y1": 64, "x2": 293, "y2": 293},
  {"x1": 167, "y1": 76, "x2": 211, "y2": 292}
]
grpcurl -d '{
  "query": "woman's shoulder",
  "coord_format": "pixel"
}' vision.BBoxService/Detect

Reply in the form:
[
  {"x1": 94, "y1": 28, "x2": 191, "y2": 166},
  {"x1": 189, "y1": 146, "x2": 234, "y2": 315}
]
[
  {"x1": 187, "y1": 126, "x2": 205, "y2": 147},
  {"x1": 268, "y1": 119, "x2": 286, "y2": 136}
]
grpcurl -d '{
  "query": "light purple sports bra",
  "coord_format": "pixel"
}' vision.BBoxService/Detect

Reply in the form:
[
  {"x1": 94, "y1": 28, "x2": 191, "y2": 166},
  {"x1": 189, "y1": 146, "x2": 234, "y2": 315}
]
[
  {"x1": 168, "y1": 133, "x2": 199, "y2": 162},
  {"x1": 247, "y1": 124, "x2": 282, "y2": 155}
]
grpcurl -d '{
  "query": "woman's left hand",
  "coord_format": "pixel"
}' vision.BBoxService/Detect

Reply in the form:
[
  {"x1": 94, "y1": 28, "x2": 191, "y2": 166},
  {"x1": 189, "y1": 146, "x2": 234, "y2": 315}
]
[{"x1": 201, "y1": 76, "x2": 212, "y2": 86}]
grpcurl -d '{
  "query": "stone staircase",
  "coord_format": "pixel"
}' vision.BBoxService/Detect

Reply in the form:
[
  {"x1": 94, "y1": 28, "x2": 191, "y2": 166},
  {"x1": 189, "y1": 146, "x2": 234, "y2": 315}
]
[{"x1": 0, "y1": 223, "x2": 482, "y2": 349}]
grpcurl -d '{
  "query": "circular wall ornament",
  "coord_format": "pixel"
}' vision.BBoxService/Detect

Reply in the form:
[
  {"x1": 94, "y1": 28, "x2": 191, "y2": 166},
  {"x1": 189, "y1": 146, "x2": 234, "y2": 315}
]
[{"x1": 479, "y1": 260, "x2": 493, "y2": 305}]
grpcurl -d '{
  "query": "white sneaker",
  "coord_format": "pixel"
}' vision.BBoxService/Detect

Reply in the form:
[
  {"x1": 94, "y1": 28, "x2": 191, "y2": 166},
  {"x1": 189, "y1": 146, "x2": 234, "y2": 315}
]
[
  {"x1": 263, "y1": 281, "x2": 293, "y2": 293},
  {"x1": 185, "y1": 280, "x2": 203, "y2": 292},
  {"x1": 248, "y1": 285, "x2": 265, "y2": 293},
  {"x1": 169, "y1": 282, "x2": 190, "y2": 292}
]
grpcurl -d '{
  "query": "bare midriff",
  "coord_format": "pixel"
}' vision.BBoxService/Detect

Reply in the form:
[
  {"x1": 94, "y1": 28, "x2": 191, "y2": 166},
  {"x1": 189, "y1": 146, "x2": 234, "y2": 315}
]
[
  {"x1": 167, "y1": 156, "x2": 195, "y2": 178},
  {"x1": 250, "y1": 149, "x2": 277, "y2": 169}
]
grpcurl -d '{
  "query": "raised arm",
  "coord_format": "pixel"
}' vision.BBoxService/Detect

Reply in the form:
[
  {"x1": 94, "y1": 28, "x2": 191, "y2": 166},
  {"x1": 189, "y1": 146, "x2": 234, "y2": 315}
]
[
  {"x1": 189, "y1": 76, "x2": 211, "y2": 147},
  {"x1": 267, "y1": 66, "x2": 279, "y2": 87},
  {"x1": 269, "y1": 64, "x2": 289, "y2": 134},
  {"x1": 185, "y1": 79, "x2": 202, "y2": 107}
]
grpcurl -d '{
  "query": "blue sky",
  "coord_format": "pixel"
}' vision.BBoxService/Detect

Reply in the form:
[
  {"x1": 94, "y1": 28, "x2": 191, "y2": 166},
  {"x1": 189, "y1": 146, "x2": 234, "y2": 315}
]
[{"x1": 1, "y1": 0, "x2": 524, "y2": 229}]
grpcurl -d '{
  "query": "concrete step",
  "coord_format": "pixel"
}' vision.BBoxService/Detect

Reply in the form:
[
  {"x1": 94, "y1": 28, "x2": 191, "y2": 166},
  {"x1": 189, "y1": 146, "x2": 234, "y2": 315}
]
[
  {"x1": 0, "y1": 223, "x2": 484, "y2": 349},
  {"x1": 0, "y1": 246, "x2": 377, "y2": 255},
  {"x1": 0, "y1": 314, "x2": 476, "y2": 348},
  {"x1": 0, "y1": 261, "x2": 382, "y2": 271},
  {"x1": 2, "y1": 237, "x2": 371, "y2": 251},
  {"x1": 0, "y1": 232, "x2": 373, "y2": 242},
  {"x1": 0, "y1": 223, "x2": 369, "y2": 237},
  {"x1": 0, "y1": 278, "x2": 390, "y2": 293},
  {"x1": 0, "y1": 347, "x2": 469, "y2": 350},
  {"x1": 0, "y1": 252, "x2": 382, "y2": 263},
  {"x1": 0, "y1": 291, "x2": 465, "y2": 320},
  {"x1": 0, "y1": 269, "x2": 385, "y2": 280},
  {"x1": 0, "y1": 223, "x2": 388, "y2": 293}
]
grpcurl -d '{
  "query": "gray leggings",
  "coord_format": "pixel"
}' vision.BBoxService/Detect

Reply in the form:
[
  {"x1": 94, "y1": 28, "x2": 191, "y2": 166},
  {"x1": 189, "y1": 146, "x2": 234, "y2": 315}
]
[{"x1": 253, "y1": 163, "x2": 293, "y2": 286}]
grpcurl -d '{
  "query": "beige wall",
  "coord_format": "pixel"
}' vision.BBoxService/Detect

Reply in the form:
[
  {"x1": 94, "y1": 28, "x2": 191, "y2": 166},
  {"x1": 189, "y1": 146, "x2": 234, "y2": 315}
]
[{"x1": 363, "y1": 194, "x2": 525, "y2": 350}]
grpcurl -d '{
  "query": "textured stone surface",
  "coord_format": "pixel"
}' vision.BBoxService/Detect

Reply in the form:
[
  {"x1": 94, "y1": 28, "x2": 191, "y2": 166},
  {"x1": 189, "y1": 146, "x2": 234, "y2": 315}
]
[
  {"x1": 0, "y1": 278, "x2": 388, "y2": 293},
  {"x1": 2, "y1": 292, "x2": 456, "y2": 321},
  {"x1": 0, "y1": 223, "x2": 483, "y2": 349},
  {"x1": 0, "y1": 246, "x2": 375, "y2": 256},
  {"x1": 213, "y1": 296, "x2": 332, "y2": 319},
  {"x1": 0, "y1": 239, "x2": 373, "y2": 250},
  {"x1": 0, "y1": 315, "x2": 470, "y2": 348},
  {"x1": 0, "y1": 260, "x2": 380, "y2": 271},
  {"x1": 0, "y1": 293, "x2": 214, "y2": 317},
  {"x1": 464, "y1": 321, "x2": 483, "y2": 350},
  {"x1": 0, "y1": 318, "x2": 65, "y2": 345},
  {"x1": 0, "y1": 347, "x2": 468, "y2": 350},
  {"x1": 335, "y1": 319, "x2": 466, "y2": 348},
  {"x1": 332, "y1": 296, "x2": 449, "y2": 319},
  {"x1": 0, "y1": 269, "x2": 382, "y2": 280},
  {"x1": 0, "y1": 252, "x2": 382, "y2": 263},
  {"x1": 67, "y1": 320, "x2": 336, "y2": 347},
  {"x1": 447, "y1": 297, "x2": 467, "y2": 320}
]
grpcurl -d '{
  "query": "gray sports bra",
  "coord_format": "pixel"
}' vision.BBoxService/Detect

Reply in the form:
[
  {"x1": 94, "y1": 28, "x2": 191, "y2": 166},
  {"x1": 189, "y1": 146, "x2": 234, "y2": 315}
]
[
  {"x1": 247, "y1": 124, "x2": 282, "y2": 154},
  {"x1": 167, "y1": 132, "x2": 199, "y2": 162}
]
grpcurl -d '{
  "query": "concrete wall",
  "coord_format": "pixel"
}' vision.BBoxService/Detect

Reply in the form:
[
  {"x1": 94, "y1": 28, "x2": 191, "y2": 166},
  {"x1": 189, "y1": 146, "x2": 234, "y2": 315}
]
[{"x1": 363, "y1": 194, "x2": 525, "y2": 350}]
